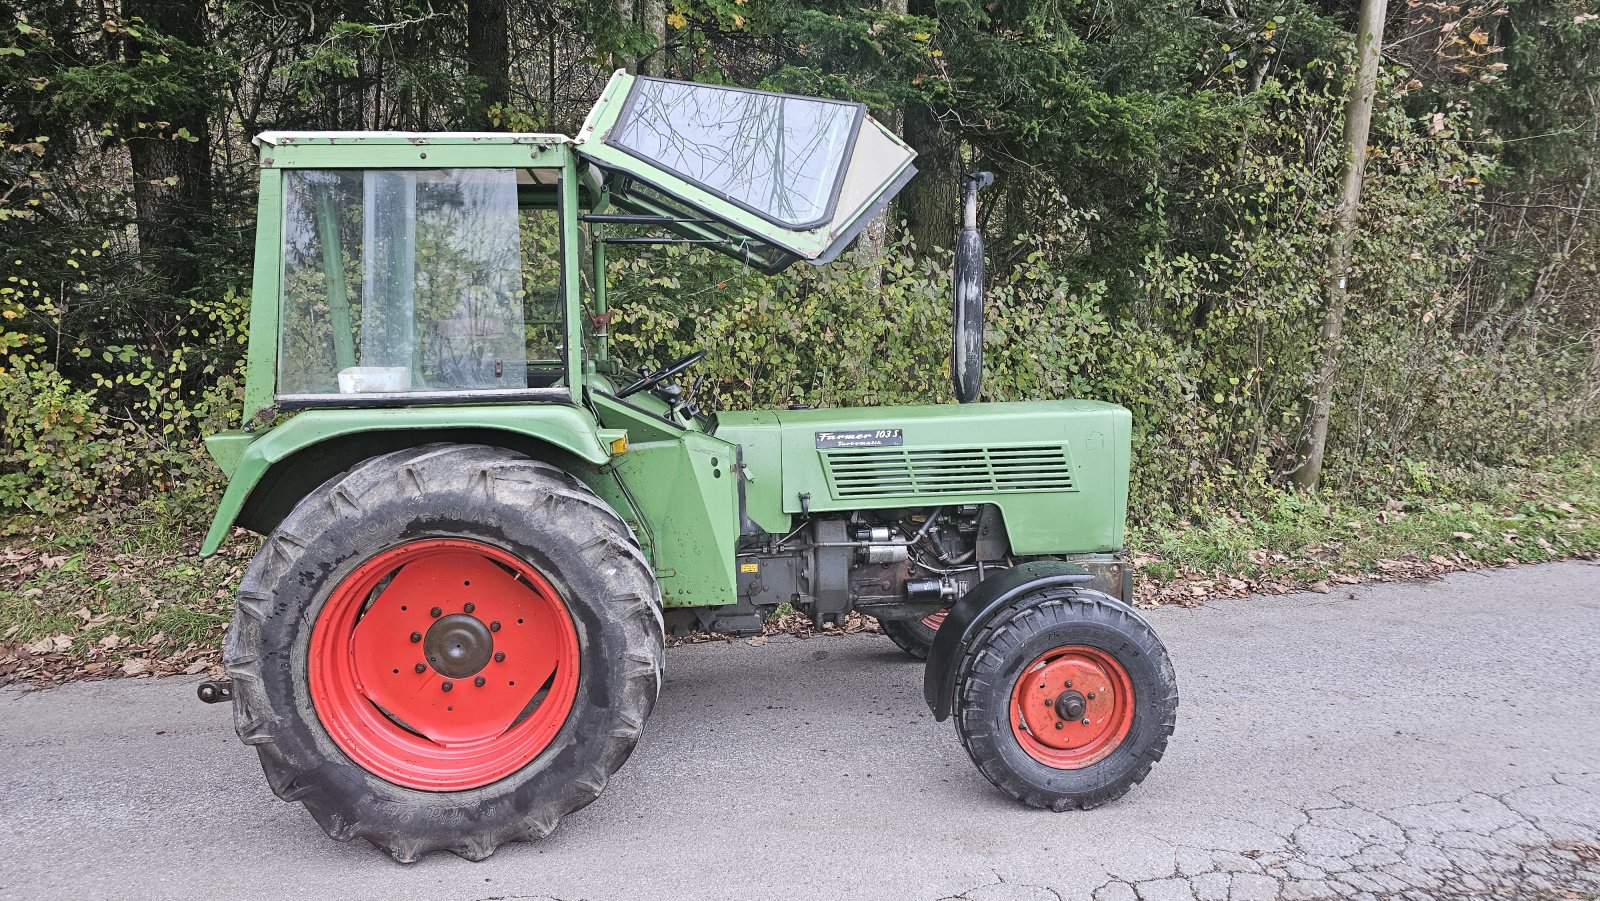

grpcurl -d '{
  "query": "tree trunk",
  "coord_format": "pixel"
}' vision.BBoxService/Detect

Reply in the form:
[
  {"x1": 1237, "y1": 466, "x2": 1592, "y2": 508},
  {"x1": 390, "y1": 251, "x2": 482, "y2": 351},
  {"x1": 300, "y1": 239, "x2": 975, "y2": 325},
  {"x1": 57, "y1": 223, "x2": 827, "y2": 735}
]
[
  {"x1": 854, "y1": 0, "x2": 909, "y2": 283},
  {"x1": 900, "y1": 101, "x2": 961, "y2": 257},
  {"x1": 613, "y1": 0, "x2": 636, "y2": 73},
  {"x1": 1290, "y1": 0, "x2": 1388, "y2": 491},
  {"x1": 897, "y1": 0, "x2": 960, "y2": 258},
  {"x1": 466, "y1": 0, "x2": 510, "y2": 128},
  {"x1": 123, "y1": 0, "x2": 210, "y2": 297},
  {"x1": 638, "y1": 0, "x2": 666, "y2": 76}
]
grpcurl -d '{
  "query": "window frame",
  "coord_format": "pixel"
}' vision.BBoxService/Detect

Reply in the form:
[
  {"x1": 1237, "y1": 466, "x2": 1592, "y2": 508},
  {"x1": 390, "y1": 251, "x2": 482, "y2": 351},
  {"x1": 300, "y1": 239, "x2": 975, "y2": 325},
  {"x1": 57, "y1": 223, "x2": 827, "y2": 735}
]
[
  {"x1": 602, "y1": 76, "x2": 867, "y2": 232},
  {"x1": 271, "y1": 165, "x2": 575, "y2": 411}
]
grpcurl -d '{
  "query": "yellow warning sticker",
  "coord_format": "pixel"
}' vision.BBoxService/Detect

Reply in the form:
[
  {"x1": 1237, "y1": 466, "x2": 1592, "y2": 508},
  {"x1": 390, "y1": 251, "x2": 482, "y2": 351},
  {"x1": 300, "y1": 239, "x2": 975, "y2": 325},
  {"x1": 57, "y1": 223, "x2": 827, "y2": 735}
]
[{"x1": 739, "y1": 562, "x2": 759, "y2": 573}]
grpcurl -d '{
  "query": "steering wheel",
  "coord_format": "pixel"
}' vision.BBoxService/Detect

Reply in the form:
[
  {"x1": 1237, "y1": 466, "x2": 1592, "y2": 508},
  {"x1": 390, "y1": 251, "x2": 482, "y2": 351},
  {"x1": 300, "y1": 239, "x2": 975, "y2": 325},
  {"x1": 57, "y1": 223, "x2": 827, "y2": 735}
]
[{"x1": 616, "y1": 349, "x2": 707, "y2": 399}]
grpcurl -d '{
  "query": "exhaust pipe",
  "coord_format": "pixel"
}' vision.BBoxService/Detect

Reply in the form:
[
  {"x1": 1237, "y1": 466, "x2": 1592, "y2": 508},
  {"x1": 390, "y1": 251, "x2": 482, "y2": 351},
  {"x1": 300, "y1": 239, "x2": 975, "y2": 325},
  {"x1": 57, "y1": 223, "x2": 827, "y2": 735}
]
[{"x1": 952, "y1": 172, "x2": 993, "y2": 404}]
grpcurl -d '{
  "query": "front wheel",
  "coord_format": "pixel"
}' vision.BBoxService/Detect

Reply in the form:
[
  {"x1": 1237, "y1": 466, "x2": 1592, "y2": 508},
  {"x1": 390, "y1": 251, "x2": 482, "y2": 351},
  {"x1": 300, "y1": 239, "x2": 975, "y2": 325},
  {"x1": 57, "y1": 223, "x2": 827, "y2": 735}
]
[
  {"x1": 953, "y1": 588, "x2": 1177, "y2": 810},
  {"x1": 224, "y1": 444, "x2": 663, "y2": 861}
]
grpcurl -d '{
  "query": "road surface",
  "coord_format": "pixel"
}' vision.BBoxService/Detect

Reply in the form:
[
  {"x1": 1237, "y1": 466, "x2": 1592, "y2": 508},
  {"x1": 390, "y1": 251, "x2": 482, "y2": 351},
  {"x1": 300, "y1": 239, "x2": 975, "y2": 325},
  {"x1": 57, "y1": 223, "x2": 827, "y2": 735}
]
[{"x1": 2, "y1": 561, "x2": 1598, "y2": 900}]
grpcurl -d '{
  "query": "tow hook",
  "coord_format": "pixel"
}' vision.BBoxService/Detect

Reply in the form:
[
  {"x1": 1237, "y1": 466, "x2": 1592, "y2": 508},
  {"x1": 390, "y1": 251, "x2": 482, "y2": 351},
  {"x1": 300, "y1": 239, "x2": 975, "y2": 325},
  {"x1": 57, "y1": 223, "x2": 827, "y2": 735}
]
[{"x1": 197, "y1": 680, "x2": 234, "y2": 704}]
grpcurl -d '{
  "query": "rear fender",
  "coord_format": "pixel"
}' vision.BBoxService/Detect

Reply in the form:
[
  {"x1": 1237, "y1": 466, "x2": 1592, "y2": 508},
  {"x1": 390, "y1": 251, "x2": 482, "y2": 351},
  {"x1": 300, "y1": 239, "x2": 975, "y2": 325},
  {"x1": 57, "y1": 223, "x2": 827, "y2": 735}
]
[
  {"x1": 200, "y1": 406, "x2": 619, "y2": 556},
  {"x1": 923, "y1": 560, "x2": 1095, "y2": 721}
]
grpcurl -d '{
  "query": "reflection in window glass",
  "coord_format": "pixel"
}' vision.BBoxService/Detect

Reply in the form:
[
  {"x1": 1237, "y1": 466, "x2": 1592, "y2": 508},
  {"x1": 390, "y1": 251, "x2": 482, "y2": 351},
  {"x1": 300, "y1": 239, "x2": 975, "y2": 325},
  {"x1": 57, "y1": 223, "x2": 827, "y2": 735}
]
[
  {"x1": 279, "y1": 168, "x2": 561, "y2": 396},
  {"x1": 519, "y1": 206, "x2": 567, "y2": 384},
  {"x1": 609, "y1": 79, "x2": 860, "y2": 228}
]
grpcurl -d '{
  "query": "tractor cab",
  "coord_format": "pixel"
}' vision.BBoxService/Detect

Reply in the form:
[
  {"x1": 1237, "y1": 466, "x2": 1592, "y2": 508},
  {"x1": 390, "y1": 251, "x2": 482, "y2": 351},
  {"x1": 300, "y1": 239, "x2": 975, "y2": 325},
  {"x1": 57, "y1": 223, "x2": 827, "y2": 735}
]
[{"x1": 242, "y1": 71, "x2": 913, "y2": 424}]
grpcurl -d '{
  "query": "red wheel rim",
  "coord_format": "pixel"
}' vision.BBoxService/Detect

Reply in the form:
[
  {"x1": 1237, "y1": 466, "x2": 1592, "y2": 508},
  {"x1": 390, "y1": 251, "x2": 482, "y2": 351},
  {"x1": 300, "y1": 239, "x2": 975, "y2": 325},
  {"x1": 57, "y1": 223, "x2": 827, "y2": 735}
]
[
  {"x1": 309, "y1": 538, "x2": 581, "y2": 791},
  {"x1": 1009, "y1": 645, "x2": 1135, "y2": 769},
  {"x1": 922, "y1": 609, "x2": 948, "y2": 631}
]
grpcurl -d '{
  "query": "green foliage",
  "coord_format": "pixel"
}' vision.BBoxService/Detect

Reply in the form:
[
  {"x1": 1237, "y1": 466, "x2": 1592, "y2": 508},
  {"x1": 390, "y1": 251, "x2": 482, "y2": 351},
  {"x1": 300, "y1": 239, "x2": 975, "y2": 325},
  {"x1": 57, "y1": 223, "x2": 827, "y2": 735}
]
[
  {"x1": 609, "y1": 236, "x2": 952, "y2": 409},
  {"x1": 0, "y1": 249, "x2": 244, "y2": 514},
  {"x1": 0, "y1": 365, "x2": 111, "y2": 513},
  {"x1": 605, "y1": 62, "x2": 1593, "y2": 522},
  {"x1": 0, "y1": 0, "x2": 1596, "y2": 529}
]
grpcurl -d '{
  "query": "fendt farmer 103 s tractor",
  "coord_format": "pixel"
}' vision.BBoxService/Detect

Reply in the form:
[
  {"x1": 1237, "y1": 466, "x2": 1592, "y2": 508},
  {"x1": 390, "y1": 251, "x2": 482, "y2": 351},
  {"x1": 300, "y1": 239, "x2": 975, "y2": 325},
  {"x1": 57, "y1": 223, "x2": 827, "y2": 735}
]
[{"x1": 196, "y1": 71, "x2": 1178, "y2": 861}]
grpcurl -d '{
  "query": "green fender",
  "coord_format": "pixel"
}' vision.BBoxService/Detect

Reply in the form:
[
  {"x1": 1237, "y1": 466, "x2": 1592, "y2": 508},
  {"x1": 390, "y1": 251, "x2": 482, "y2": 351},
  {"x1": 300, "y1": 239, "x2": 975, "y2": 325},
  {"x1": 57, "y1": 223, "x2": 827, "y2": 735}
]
[{"x1": 200, "y1": 405, "x2": 622, "y2": 556}]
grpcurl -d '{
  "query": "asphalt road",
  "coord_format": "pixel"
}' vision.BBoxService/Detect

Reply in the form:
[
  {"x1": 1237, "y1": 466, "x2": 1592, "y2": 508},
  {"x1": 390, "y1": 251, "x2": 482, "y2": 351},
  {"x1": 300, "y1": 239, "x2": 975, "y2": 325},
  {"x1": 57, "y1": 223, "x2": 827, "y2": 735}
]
[{"x1": 2, "y1": 561, "x2": 1598, "y2": 901}]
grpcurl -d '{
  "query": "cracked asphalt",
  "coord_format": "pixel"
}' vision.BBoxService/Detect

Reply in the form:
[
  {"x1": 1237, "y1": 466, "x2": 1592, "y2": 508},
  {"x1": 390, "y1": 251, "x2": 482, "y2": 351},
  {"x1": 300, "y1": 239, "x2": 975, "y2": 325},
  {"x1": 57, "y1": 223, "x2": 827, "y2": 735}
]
[{"x1": 2, "y1": 561, "x2": 1598, "y2": 901}]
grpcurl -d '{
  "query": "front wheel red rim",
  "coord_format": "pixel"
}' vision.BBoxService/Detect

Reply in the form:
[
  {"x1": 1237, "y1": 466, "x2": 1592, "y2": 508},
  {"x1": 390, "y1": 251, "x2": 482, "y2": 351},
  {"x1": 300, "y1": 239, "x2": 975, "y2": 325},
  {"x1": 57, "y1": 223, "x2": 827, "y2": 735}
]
[
  {"x1": 1009, "y1": 645, "x2": 1135, "y2": 769},
  {"x1": 309, "y1": 538, "x2": 581, "y2": 791}
]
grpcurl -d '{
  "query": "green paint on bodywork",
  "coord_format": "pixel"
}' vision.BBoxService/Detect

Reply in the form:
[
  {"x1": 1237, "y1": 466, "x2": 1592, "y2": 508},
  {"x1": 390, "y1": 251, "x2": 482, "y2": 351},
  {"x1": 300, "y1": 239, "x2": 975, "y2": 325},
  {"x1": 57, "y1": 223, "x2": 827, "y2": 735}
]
[
  {"x1": 257, "y1": 133, "x2": 569, "y2": 171},
  {"x1": 716, "y1": 401, "x2": 1131, "y2": 555},
  {"x1": 243, "y1": 169, "x2": 283, "y2": 422},
  {"x1": 589, "y1": 392, "x2": 740, "y2": 607},
  {"x1": 205, "y1": 432, "x2": 254, "y2": 478},
  {"x1": 200, "y1": 405, "x2": 614, "y2": 555}
]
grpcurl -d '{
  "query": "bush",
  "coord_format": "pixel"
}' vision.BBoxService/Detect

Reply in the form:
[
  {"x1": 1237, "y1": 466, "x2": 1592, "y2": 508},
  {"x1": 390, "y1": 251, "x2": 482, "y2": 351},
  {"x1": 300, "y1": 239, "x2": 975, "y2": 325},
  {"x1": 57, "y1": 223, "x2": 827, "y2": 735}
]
[
  {"x1": 0, "y1": 253, "x2": 244, "y2": 514},
  {"x1": 604, "y1": 72, "x2": 1597, "y2": 523}
]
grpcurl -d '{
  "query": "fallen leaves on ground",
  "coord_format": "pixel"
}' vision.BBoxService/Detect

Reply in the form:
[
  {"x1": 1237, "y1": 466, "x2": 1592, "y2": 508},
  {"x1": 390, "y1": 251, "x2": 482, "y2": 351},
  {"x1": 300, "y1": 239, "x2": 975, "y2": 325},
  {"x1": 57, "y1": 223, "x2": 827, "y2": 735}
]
[{"x1": 1132, "y1": 547, "x2": 1597, "y2": 609}]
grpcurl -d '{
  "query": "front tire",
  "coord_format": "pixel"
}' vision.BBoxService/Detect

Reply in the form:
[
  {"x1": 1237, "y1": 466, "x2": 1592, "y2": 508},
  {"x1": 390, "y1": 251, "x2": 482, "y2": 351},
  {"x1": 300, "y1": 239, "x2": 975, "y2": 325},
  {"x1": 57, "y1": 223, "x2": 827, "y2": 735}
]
[
  {"x1": 224, "y1": 444, "x2": 663, "y2": 861},
  {"x1": 953, "y1": 588, "x2": 1177, "y2": 810}
]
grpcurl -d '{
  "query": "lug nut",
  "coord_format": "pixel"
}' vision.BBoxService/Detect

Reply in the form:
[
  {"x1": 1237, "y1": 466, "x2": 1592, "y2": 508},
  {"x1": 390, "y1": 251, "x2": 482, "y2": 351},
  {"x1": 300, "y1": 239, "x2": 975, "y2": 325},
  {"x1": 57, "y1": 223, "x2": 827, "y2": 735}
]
[
  {"x1": 474, "y1": 676, "x2": 486, "y2": 688},
  {"x1": 464, "y1": 602, "x2": 475, "y2": 614},
  {"x1": 1055, "y1": 722, "x2": 1064, "y2": 730},
  {"x1": 1081, "y1": 718, "x2": 1090, "y2": 726},
  {"x1": 415, "y1": 663, "x2": 426, "y2": 674},
  {"x1": 441, "y1": 681, "x2": 453, "y2": 692},
  {"x1": 430, "y1": 606, "x2": 442, "y2": 618},
  {"x1": 493, "y1": 651, "x2": 505, "y2": 663},
  {"x1": 1065, "y1": 680, "x2": 1073, "y2": 688},
  {"x1": 490, "y1": 621, "x2": 501, "y2": 632},
  {"x1": 410, "y1": 631, "x2": 422, "y2": 643},
  {"x1": 1046, "y1": 697, "x2": 1055, "y2": 707},
  {"x1": 1087, "y1": 692, "x2": 1096, "y2": 700}
]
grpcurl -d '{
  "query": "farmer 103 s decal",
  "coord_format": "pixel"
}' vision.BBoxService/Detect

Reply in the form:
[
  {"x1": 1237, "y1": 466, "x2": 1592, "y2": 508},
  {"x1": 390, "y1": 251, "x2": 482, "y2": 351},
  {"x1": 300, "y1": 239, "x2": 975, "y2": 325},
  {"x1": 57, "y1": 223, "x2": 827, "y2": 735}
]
[{"x1": 197, "y1": 71, "x2": 1179, "y2": 861}]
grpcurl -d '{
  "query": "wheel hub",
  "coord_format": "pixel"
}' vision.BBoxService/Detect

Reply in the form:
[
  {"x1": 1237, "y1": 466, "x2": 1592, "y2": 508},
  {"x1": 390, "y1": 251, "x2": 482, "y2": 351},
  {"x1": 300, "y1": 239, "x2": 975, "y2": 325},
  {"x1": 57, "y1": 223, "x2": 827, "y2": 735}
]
[
  {"x1": 1054, "y1": 689, "x2": 1087, "y2": 722},
  {"x1": 425, "y1": 614, "x2": 494, "y2": 678}
]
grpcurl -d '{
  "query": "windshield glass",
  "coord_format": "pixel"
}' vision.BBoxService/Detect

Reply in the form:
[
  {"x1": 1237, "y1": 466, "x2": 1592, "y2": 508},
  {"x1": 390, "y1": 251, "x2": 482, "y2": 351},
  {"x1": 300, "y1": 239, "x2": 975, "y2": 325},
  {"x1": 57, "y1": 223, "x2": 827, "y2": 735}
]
[
  {"x1": 607, "y1": 78, "x2": 862, "y2": 229},
  {"x1": 277, "y1": 168, "x2": 564, "y2": 398}
]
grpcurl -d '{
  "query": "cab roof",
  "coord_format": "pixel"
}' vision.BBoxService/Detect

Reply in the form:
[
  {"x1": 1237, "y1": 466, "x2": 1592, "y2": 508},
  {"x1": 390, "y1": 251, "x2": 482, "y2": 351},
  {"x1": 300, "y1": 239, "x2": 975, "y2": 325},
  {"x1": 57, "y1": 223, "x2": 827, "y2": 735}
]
[{"x1": 254, "y1": 131, "x2": 572, "y2": 146}]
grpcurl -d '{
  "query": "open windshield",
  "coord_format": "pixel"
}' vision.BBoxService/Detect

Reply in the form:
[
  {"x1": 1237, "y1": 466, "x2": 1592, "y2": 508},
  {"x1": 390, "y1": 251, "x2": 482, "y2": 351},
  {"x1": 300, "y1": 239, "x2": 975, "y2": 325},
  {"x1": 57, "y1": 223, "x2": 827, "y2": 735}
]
[
  {"x1": 577, "y1": 72, "x2": 916, "y2": 272},
  {"x1": 277, "y1": 168, "x2": 566, "y2": 402}
]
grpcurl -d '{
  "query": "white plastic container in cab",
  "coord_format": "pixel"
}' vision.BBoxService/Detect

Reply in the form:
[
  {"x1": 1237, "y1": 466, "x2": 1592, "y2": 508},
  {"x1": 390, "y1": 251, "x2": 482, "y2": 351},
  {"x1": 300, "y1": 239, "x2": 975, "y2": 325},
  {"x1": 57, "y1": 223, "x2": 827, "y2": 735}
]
[{"x1": 338, "y1": 366, "x2": 411, "y2": 394}]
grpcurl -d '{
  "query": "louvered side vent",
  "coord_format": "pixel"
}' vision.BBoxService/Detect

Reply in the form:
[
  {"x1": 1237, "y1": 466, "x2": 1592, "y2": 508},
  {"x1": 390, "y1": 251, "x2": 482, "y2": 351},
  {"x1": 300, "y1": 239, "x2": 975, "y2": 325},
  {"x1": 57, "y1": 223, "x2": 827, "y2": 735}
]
[{"x1": 823, "y1": 445, "x2": 1075, "y2": 499}]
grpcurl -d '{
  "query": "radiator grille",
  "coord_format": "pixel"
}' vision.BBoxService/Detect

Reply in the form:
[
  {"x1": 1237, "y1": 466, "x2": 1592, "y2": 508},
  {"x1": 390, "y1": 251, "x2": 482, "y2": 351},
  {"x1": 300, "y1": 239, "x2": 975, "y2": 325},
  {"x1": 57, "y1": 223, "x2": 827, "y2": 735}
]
[{"x1": 822, "y1": 445, "x2": 1075, "y2": 499}]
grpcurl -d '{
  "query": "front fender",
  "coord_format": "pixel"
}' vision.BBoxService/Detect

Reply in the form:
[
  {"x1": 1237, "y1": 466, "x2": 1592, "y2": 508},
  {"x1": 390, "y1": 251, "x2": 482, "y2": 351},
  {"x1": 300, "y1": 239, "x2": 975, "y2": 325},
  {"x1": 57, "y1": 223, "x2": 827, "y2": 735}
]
[
  {"x1": 200, "y1": 405, "x2": 617, "y2": 556},
  {"x1": 922, "y1": 560, "x2": 1096, "y2": 721}
]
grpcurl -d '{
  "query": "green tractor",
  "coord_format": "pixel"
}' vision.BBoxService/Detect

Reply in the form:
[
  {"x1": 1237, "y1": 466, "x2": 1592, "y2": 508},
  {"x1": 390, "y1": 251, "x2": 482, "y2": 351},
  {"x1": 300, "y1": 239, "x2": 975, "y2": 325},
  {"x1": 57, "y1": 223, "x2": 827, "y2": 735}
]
[{"x1": 198, "y1": 72, "x2": 1178, "y2": 861}]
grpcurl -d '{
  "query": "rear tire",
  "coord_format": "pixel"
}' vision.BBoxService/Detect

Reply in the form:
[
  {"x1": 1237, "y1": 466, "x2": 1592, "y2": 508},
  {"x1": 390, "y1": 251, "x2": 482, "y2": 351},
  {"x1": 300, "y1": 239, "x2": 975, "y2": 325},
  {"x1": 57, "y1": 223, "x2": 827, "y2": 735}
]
[
  {"x1": 880, "y1": 609, "x2": 948, "y2": 660},
  {"x1": 224, "y1": 444, "x2": 663, "y2": 861},
  {"x1": 953, "y1": 588, "x2": 1176, "y2": 810}
]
